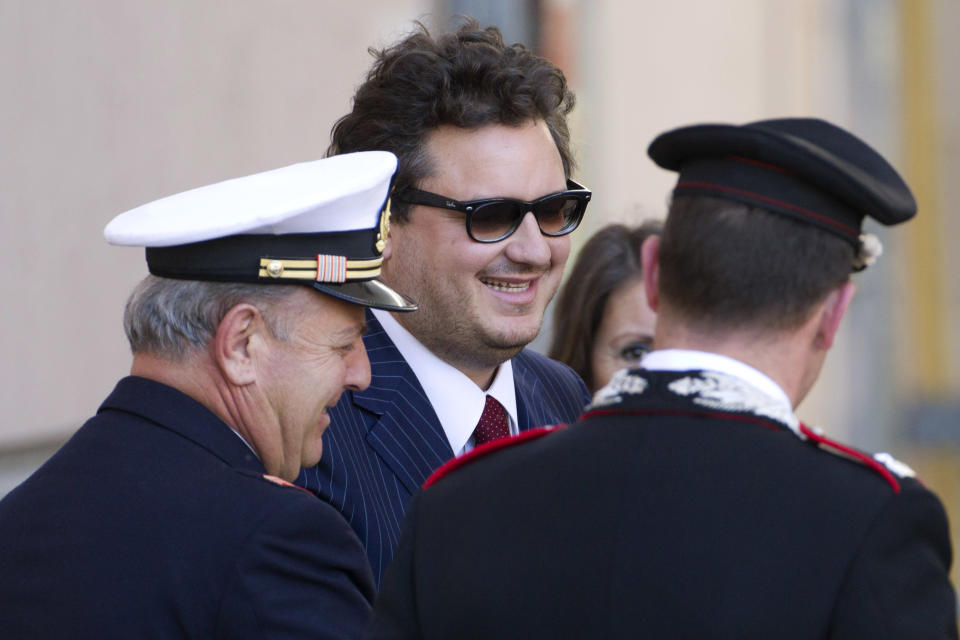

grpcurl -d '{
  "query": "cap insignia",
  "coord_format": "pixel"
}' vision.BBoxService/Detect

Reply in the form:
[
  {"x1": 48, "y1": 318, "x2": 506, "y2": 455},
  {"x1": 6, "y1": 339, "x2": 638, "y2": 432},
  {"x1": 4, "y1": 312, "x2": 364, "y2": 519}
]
[{"x1": 375, "y1": 199, "x2": 391, "y2": 254}]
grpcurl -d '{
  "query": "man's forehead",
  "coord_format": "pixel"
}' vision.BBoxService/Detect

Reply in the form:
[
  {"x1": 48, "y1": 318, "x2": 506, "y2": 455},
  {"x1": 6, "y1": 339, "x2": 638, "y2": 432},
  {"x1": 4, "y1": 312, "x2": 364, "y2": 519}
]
[
  {"x1": 424, "y1": 120, "x2": 555, "y2": 154},
  {"x1": 420, "y1": 121, "x2": 565, "y2": 198},
  {"x1": 289, "y1": 303, "x2": 366, "y2": 347},
  {"x1": 331, "y1": 317, "x2": 367, "y2": 339}
]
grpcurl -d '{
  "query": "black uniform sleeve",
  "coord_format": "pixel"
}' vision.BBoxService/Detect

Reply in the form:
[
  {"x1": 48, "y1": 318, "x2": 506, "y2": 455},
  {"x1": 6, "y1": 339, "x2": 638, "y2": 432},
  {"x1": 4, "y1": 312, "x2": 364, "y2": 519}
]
[
  {"x1": 365, "y1": 491, "x2": 424, "y2": 639},
  {"x1": 828, "y1": 479, "x2": 958, "y2": 639},
  {"x1": 217, "y1": 494, "x2": 376, "y2": 640}
]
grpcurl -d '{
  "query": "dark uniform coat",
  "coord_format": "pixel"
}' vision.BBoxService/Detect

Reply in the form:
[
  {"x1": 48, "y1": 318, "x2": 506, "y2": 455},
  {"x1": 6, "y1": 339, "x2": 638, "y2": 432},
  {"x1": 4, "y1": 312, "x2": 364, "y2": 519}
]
[
  {"x1": 0, "y1": 376, "x2": 376, "y2": 639},
  {"x1": 367, "y1": 368, "x2": 958, "y2": 639},
  {"x1": 297, "y1": 310, "x2": 590, "y2": 583}
]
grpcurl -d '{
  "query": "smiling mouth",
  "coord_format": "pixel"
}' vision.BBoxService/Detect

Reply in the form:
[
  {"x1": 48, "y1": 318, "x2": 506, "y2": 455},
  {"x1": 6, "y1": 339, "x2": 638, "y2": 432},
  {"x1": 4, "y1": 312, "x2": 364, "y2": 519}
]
[{"x1": 480, "y1": 277, "x2": 532, "y2": 292}]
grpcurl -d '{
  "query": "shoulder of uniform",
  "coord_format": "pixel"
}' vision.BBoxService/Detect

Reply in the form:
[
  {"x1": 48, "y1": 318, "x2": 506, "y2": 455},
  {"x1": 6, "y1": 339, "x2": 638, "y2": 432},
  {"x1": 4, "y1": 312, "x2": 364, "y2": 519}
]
[
  {"x1": 799, "y1": 423, "x2": 916, "y2": 494},
  {"x1": 423, "y1": 425, "x2": 564, "y2": 489}
]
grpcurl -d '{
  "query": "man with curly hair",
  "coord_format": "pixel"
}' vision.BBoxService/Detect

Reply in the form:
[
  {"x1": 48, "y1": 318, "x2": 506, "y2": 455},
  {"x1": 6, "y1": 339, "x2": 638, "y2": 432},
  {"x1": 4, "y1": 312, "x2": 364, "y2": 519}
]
[{"x1": 297, "y1": 21, "x2": 592, "y2": 583}]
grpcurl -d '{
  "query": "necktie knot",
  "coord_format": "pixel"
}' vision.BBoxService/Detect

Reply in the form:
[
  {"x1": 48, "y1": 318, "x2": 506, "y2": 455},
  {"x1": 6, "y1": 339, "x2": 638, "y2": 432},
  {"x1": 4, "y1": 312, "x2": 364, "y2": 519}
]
[{"x1": 473, "y1": 395, "x2": 510, "y2": 446}]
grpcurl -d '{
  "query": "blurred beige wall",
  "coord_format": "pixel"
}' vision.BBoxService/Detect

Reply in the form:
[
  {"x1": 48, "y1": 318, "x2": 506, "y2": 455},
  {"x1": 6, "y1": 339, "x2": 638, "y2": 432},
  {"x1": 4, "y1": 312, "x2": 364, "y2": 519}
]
[{"x1": 0, "y1": 0, "x2": 434, "y2": 450}]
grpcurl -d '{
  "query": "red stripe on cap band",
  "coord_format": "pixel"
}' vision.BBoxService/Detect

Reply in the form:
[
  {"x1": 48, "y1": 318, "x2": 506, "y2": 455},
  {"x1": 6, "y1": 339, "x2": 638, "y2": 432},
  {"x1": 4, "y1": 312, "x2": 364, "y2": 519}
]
[
  {"x1": 676, "y1": 181, "x2": 860, "y2": 237},
  {"x1": 728, "y1": 155, "x2": 795, "y2": 175}
]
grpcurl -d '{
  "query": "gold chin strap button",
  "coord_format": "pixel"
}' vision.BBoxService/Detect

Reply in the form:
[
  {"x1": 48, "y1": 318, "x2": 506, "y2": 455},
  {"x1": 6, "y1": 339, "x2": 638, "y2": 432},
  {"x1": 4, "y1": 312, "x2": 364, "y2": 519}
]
[{"x1": 265, "y1": 260, "x2": 284, "y2": 278}]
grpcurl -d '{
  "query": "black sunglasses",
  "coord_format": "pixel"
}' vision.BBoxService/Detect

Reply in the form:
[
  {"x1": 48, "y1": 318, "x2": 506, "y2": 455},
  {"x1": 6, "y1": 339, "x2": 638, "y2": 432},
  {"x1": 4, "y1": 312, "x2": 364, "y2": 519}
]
[{"x1": 391, "y1": 179, "x2": 591, "y2": 243}]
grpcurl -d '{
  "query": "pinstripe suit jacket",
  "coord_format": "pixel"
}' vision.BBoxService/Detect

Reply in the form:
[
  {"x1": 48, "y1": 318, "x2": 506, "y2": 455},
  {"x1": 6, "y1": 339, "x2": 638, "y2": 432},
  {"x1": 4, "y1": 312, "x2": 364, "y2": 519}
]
[{"x1": 297, "y1": 311, "x2": 590, "y2": 583}]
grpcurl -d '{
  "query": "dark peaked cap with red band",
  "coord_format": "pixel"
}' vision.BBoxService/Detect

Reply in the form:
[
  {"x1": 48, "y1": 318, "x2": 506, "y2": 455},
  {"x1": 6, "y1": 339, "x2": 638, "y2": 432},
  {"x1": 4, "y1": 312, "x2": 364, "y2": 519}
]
[{"x1": 648, "y1": 118, "x2": 916, "y2": 267}]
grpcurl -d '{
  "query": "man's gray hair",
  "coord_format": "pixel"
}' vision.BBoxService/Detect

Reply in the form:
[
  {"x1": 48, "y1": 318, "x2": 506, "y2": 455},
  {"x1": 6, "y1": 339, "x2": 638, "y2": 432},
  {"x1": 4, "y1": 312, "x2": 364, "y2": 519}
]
[{"x1": 123, "y1": 275, "x2": 297, "y2": 359}]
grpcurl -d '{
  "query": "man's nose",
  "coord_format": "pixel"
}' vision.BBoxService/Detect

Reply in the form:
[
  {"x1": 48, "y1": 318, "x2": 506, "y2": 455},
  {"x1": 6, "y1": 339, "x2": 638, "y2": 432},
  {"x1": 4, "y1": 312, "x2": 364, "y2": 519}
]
[
  {"x1": 503, "y1": 211, "x2": 552, "y2": 267},
  {"x1": 344, "y1": 340, "x2": 372, "y2": 391}
]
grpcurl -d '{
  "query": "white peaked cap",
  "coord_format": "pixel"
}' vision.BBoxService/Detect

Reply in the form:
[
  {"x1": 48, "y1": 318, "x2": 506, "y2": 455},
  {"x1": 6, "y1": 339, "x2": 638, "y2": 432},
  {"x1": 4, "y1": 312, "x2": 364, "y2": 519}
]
[
  {"x1": 103, "y1": 151, "x2": 416, "y2": 312},
  {"x1": 105, "y1": 151, "x2": 398, "y2": 246}
]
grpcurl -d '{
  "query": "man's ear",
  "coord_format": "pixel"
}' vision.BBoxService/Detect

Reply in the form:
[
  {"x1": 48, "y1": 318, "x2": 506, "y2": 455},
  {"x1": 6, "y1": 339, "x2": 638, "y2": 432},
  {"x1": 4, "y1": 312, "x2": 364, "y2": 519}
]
[
  {"x1": 213, "y1": 304, "x2": 264, "y2": 386},
  {"x1": 815, "y1": 281, "x2": 856, "y2": 350},
  {"x1": 641, "y1": 234, "x2": 661, "y2": 312}
]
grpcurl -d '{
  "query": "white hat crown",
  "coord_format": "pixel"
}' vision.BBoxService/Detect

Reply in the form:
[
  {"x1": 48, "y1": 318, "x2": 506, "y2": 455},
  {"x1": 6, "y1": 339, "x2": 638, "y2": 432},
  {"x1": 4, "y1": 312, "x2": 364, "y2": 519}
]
[{"x1": 104, "y1": 151, "x2": 397, "y2": 247}]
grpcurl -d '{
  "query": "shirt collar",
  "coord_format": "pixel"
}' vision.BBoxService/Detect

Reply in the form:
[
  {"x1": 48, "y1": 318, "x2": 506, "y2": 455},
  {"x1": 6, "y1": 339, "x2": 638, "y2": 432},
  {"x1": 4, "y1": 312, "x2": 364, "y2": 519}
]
[
  {"x1": 642, "y1": 349, "x2": 793, "y2": 410},
  {"x1": 372, "y1": 309, "x2": 518, "y2": 454}
]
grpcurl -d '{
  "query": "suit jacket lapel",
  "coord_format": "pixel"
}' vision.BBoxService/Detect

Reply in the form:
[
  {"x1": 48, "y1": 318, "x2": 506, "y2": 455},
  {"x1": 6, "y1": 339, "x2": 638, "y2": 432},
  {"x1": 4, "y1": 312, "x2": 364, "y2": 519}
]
[
  {"x1": 353, "y1": 311, "x2": 454, "y2": 493},
  {"x1": 512, "y1": 356, "x2": 536, "y2": 432}
]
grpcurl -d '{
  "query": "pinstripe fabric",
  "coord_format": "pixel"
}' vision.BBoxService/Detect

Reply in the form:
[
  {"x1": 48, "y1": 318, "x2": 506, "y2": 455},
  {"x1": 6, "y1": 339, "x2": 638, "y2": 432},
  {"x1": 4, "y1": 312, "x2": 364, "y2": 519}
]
[{"x1": 297, "y1": 310, "x2": 590, "y2": 584}]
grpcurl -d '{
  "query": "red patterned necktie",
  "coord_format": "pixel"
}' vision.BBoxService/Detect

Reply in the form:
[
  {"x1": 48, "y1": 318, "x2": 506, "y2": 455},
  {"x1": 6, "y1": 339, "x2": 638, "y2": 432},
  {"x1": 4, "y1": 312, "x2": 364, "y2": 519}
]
[{"x1": 473, "y1": 395, "x2": 510, "y2": 446}]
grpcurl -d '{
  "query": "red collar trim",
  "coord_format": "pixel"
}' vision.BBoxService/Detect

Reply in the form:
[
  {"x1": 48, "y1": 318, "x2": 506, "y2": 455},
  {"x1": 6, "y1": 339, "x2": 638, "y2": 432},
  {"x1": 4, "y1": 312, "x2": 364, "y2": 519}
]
[
  {"x1": 579, "y1": 407, "x2": 784, "y2": 433},
  {"x1": 262, "y1": 474, "x2": 315, "y2": 496},
  {"x1": 423, "y1": 426, "x2": 563, "y2": 488}
]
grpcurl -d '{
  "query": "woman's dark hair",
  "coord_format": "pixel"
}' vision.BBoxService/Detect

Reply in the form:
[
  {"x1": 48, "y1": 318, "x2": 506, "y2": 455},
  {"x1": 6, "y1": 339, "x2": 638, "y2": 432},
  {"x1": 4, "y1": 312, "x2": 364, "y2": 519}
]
[
  {"x1": 549, "y1": 221, "x2": 662, "y2": 390},
  {"x1": 328, "y1": 20, "x2": 576, "y2": 222}
]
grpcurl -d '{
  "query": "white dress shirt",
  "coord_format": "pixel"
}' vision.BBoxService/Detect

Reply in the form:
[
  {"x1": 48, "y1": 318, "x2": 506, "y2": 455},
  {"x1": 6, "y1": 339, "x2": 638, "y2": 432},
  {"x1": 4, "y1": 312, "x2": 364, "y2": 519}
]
[{"x1": 372, "y1": 309, "x2": 519, "y2": 456}]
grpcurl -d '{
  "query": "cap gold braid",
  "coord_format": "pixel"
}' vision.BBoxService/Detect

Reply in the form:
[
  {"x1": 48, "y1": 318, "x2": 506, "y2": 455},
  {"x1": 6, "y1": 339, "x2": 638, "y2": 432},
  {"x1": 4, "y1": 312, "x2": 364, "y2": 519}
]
[{"x1": 258, "y1": 256, "x2": 382, "y2": 282}]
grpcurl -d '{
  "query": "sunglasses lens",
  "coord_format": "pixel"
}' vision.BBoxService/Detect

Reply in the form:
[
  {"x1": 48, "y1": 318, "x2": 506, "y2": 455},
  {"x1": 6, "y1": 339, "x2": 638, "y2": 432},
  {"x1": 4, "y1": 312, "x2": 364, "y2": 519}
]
[
  {"x1": 535, "y1": 196, "x2": 581, "y2": 235},
  {"x1": 467, "y1": 192, "x2": 586, "y2": 242},
  {"x1": 469, "y1": 202, "x2": 524, "y2": 241}
]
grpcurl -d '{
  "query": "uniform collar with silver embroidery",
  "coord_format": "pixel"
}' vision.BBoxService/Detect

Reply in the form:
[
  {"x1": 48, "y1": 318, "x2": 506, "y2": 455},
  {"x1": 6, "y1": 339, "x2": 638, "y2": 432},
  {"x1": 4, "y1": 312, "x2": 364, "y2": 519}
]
[
  {"x1": 589, "y1": 354, "x2": 918, "y2": 480},
  {"x1": 590, "y1": 357, "x2": 803, "y2": 439},
  {"x1": 665, "y1": 370, "x2": 801, "y2": 437}
]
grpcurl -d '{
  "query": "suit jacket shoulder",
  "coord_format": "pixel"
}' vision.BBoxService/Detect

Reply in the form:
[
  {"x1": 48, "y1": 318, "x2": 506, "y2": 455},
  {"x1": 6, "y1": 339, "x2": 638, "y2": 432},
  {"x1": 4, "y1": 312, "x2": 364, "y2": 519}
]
[{"x1": 512, "y1": 348, "x2": 590, "y2": 429}]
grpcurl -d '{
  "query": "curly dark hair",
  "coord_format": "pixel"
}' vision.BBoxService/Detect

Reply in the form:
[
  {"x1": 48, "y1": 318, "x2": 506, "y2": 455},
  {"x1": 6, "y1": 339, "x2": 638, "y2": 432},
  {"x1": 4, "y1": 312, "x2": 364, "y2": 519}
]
[
  {"x1": 549, "y1": 221, "x2": 662, "y2": 391},
  {"x1": 328, "y1": 20, "x2": 576, "y2": 222}
]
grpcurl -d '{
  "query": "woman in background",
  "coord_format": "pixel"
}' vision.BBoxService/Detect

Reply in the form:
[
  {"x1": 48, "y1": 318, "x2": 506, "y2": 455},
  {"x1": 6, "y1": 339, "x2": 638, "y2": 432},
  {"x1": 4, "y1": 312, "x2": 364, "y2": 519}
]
[{"x1": 549, "y1": 221, "x2": 661, "y2": 393}]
